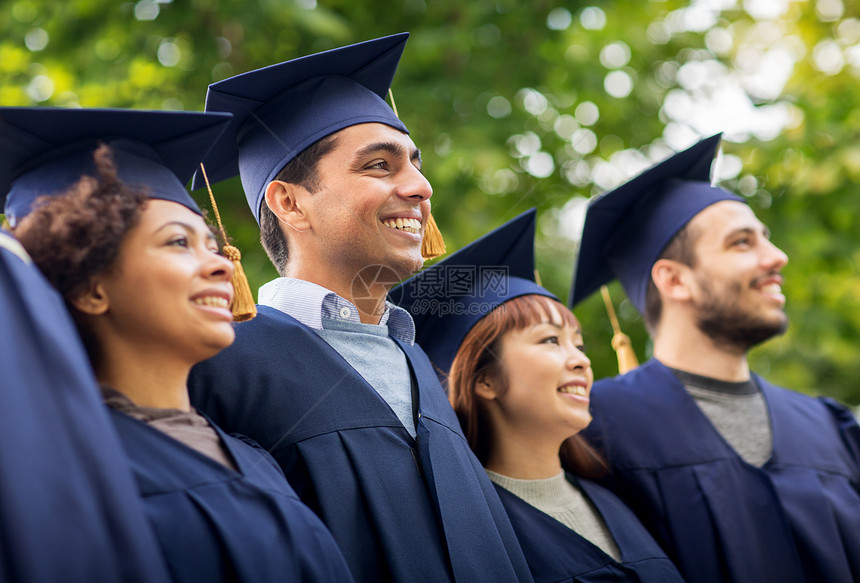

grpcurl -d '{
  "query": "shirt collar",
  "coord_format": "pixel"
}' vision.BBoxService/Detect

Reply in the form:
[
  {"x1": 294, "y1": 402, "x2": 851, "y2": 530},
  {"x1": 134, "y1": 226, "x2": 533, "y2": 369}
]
[{"x1": 258, "y1": 277, "x2": 415, "y2": 344}]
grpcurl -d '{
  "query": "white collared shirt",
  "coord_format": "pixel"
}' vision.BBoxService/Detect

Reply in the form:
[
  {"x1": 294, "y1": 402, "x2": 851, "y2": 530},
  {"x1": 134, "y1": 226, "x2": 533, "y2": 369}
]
[
  {"x1": 258, "y1": 277, "x2": 415, "y2": 345},
  {"x1": 258, "y1": 277, "x2": 417, "y2": 437}
]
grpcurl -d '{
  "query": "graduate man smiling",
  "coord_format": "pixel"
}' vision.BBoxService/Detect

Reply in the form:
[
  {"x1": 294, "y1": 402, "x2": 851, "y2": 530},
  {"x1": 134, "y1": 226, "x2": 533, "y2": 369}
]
[
  {"x1": 571, "y1": 134, "x2": 860, "y2": 583},
  {"x1": 187, "y1": 34, "x2": 533, "y2": 583}
]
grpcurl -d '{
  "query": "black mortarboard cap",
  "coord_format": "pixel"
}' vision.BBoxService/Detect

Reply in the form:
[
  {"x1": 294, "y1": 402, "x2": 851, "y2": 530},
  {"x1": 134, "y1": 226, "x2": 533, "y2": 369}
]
[
  {"x1": 0, "y1": 107, "x2": 232, "y2": 226},
  {"x1": 569, "y1": 134, "x2": 744, "y2": 312},
  {"x1": 392, "y1": 209, "x2": 556, "y2": 375},
  {"x1": 193, "y1": 33, "x2": 410, "y2": 224}
]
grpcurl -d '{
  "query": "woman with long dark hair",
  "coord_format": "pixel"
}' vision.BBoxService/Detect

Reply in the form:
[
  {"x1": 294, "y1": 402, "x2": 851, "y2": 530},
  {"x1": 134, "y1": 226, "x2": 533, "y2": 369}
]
[{"x1": 395, "y1": 209, "x2": 684, "y2": 582}]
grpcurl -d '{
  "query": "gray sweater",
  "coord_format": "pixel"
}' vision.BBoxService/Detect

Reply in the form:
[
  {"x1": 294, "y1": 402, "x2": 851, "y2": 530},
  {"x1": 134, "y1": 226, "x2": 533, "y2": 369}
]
[{"x1": 487, "y1": 470, "x2": 621, "y2": 561}]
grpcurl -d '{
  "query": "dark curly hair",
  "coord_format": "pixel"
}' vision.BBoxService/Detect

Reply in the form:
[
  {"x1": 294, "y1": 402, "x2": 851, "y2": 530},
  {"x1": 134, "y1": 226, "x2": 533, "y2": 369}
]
[{"x1": 12, "y1": 143, "x2": 148, "y2": 305}]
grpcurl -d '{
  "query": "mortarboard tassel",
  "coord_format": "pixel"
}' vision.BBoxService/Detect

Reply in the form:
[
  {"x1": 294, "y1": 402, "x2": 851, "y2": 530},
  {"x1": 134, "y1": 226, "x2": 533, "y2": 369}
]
[
  {"x1": 421, "y1": 212, "x2": 446, "y2": 260},
  {"x1": 601, "y1": 285, "x2": 638, "y2": 374},
  {"x1": 199, "y1": 163, "x2": 257, "y2": 322},
  {"x1": 388, "y1": 88, "x2": 446, "y2": 260}
]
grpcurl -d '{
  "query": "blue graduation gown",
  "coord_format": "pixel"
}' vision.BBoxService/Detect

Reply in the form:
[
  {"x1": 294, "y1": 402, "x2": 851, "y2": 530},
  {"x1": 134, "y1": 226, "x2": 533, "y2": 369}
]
[
  {"x1": 496, "y1": 475, "x2": 684, "y2": 582},
  {"x1": 107, "y1": 407, "x2": 355, "y2": 583},
  {"x1": 584, "y1": 359, "x2": 860, "y2": 583},
  {"x1": 188, "y1": 305, "x2": 533, "y2": 583},
  {"x1": 0, "y1": 231, "x2": 168, "y2": 583}
]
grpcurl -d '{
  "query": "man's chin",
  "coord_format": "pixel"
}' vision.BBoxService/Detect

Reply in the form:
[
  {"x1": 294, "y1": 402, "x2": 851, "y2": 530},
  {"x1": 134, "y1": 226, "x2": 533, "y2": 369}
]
[
  {"x1": 398, "y1": 254, "x2": 426, "y2": 278},
  {"x1": 697, "y1": 314, "x2": 788, "y2": 353}
]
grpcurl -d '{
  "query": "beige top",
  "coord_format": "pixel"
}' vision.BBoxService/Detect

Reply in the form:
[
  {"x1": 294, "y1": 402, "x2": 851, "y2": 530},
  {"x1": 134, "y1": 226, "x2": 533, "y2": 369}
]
[{"x1": 101, "y1": 386, "x2": 237, "y2": 471}]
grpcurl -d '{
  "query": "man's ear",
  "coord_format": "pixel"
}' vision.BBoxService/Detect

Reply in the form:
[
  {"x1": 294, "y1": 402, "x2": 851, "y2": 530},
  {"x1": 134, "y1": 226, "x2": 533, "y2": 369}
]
[
  {"x1": 264, "y1": 180, "x2": 311, "y2": 233},
  {"x1": 70, "y1": 280, "x2": 110, "y2": 316},
  {"x1": 651, "y1": 258, "x2": 693, "y2": 303},
  {"x1": 474, "y1": 373, "x2": 500, "y2": 401}
]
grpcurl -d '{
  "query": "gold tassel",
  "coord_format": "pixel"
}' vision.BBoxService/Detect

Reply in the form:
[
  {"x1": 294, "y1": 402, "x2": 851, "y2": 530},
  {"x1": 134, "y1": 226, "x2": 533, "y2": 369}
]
[
  {"x1": 601, "y1": 285, "x2": 638, "y2": 374},
  {"x1": 199, "y1": 163, "x2": 257, "y2": 322},
  {"x1": 421, "y1": 212, "x2": 446, "y2": 260},
  {"x1": 388, "y1": 88, "x2": 446, "y2": 261},
  {"x1": 388, "y1": 88, "x2": 400, "y2": 118}
]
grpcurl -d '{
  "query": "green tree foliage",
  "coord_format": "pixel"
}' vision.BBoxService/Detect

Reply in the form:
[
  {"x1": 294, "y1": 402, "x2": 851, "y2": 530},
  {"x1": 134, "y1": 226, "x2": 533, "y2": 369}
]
[{"x1": 2, "y1": 0, "x2": 858, "y2": 404}]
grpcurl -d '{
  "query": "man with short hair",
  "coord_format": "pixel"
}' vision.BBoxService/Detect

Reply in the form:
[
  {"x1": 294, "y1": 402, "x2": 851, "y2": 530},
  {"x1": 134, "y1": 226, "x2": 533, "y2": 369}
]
[
  {"x1": 570, "y1": 134, "x2": 860, "y2": 583},
  {"x1": 188, "y1": 34, "x2": 532, "y2": 583}
]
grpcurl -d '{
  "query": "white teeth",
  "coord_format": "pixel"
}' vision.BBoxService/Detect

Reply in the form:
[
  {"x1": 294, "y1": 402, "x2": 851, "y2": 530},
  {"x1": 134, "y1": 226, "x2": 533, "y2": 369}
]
[
  {"x1": 194, "y1": 296, "x2": 229, "y2": 309},
  {"x1": 383, "y1": 218, "x2": 421, "y2": 234},
  {"x1": 558, "y1": 385, "x2": 587, "y2": 396},
  {"x1": 760, "y1": 283, "x2": 782, "y2": 294}
]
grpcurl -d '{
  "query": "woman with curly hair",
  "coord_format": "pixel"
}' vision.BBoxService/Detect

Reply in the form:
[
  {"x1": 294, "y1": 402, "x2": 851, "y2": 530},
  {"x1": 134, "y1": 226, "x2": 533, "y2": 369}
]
[
  {"x1": 395, "y1": 210, "x2": 684, "y2": 583},
  {"x1": 5, "y1": 107, "x2": 353, "y2": 583}
]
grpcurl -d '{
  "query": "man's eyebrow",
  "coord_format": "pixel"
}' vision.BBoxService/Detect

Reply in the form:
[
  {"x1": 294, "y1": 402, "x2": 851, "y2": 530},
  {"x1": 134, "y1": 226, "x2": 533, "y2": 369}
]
[
  {"x1": 724, "y1": 225, "x2": 767, "y2": 241},
  {"x1": 353, "y1": 141, "x2": 404, "y2": 161},
  {"x1": 351, "y1": 141, "x2": 423, "y2": 168},
  {"x1": 727, "y1": 226, "x2": 755, "y2": 235}
]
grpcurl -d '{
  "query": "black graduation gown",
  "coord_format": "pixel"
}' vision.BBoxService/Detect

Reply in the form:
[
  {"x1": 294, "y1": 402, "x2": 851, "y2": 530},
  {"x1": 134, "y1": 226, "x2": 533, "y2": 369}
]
[
  {"x1": 189, "y1": 305, "x2": 533, "y2": 583},
  {"x1": 496, "y1": 475, "x2": 685, "y2": 582},
  {"x1": 584, "y1": 358, "x2": 860, "y2": 583},
  {"x1": 107, "y1": 407, "x2": 355, "y2": 583},
  {"x1": 0, "y1": 232, "x2": 169, "y2": 583}
]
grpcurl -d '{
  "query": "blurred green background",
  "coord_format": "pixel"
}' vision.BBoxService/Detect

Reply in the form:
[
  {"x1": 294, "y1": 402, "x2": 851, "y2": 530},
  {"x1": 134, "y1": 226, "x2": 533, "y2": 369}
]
[{"x1": 2, "y1": 0, "x2": 858, "y2": 405}]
